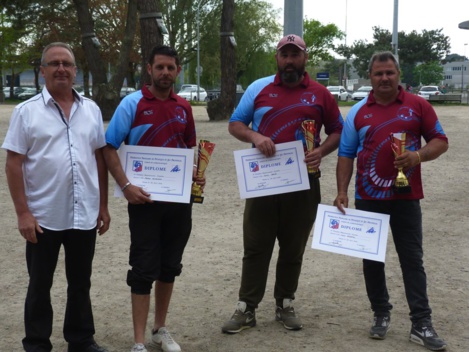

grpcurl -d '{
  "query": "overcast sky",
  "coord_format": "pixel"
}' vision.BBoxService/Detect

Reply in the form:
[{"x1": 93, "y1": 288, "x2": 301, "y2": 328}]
[{"x1": 266, "y1": 0, "x2": 469, "y2": 57}]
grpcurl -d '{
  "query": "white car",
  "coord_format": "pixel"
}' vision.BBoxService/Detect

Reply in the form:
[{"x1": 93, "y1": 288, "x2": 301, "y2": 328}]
[
  {"x1": 351, "y1": 86, "x2": 372, "y2": 101},
  {"x1": 120, "y1": 87, "x2": 136, "y2": 99},
  {"x1": 3, "y1": 86, "x2": 24, "y2": 99},
  {"x1": 417, "y1": 86, "x2": 443, "y2": 100},
  {"x1": 18, "y1": 87, "x2": 39, "y2": 100},
  {"x1": 327, "y1": 86, "x2": 351, "y2": 102},
  {"x1": 177, "y1": 86, "x2": 207, "y2": 101}
]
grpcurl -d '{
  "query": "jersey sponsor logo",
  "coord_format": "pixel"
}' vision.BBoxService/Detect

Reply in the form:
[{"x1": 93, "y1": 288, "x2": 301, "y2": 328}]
[
  {"x1": 269, "y1": 93, "x2": 278, "y2": 98},
  {"x1": 143, "y1": 110, "x2": 153, "y2": 116}
]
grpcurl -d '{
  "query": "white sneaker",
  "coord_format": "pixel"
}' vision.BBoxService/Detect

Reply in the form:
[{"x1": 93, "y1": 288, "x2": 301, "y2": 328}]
[
  {"x1": 130, "y1": 343, "x2": 147, "y2": 352},
  {"x1": 151, "y1": 327, "x2": 181, "y2": 352}
]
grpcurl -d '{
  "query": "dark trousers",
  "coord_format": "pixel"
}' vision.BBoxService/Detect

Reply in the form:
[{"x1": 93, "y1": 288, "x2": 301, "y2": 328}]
[
  {"x1": 127, "y1": 202, "x2": 192, "y2": 294},
  {"x1": 356, "y1": 199, "x2": 432, "y2": 324},
  {"x1": 239, "y1": 178, "x2": 321, "y2": 309},
  {"x1": 22, "y1": 228, "x2": 97, "y2": 352}
]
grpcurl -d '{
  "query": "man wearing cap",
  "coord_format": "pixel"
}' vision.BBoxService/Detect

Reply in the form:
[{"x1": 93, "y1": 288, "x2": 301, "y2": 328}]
[{"x1": 222, "y1": 34, "x2": 343, "y2": 334}]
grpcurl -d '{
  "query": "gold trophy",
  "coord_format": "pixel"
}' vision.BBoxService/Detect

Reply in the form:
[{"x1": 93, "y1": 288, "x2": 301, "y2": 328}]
[
  {"x1": 390, "y1": 132, "x2": 411, "y2": 194},
  {"x1": 301, "y1": 120, "x2": 321, "y2": 178},
  {"x1": 191, "y1": 140, "x2": 215, "y2": 204}
]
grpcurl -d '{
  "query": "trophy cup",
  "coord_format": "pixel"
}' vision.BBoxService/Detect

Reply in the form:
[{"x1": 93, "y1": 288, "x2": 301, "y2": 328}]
[
  {"x1": 390, "y1": 132, "x2": 411, "y2": 194},
  {"x1": 301, "y1": 120, "x2": 321, "y2": 178},
  {"x1": 191, "y1": 139, "x2": 215, "y2": 204}
]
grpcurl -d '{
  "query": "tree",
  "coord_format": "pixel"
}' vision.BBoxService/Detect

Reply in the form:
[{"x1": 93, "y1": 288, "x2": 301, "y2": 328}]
[
  {"x1": 137, "y1": 0, "x2": 163, "y2": 87},
  {"x1": 206, "y1": 0, "x2": 236, "y2": 121},
  {"x1": 341, "y1": 26, "x2": 450, "y2": 84},
  {"x1": 413, "y1": 61, "x2": 444, "y2": 86},
  {"x1": 73, "y1": 0, "x2": 138, "y2": 120},
  {"x1": 303, "y1": 18, "x2": 344, "y2": 67}
]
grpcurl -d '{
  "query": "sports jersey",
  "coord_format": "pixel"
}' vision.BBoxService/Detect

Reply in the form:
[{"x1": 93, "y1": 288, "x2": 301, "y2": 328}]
[
  {"x1": 339, "y1": 86, "x2": 448, "y2": 200},
  {"x1": 230, "y1": 72, "x2": 343, "y2": 148},
  {"x1": 106, "y1": 84, "x2": 196, "y2": 149}
]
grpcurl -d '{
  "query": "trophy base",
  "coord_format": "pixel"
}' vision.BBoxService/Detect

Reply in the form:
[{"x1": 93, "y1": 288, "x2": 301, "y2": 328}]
[
  {"x1": 191, "y1": 194, "x2": 204, "y2": 204},
  {"x1": 392, "y1": 185, "x2": 412, "y2": 194},
  {"x1": 309, "y1": 170, "x2": 321, "y2": 179}
]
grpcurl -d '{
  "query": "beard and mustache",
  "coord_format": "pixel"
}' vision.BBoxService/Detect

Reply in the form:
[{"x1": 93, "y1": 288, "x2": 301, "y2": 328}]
[{"x1": 279, "y1": 64, "x2": 305, "y2": 84}]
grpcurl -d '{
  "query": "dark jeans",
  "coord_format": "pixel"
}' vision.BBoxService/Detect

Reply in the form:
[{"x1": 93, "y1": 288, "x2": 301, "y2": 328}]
[
  {"x1": 22, "y1": 228, "x2": 97, "y2": 352},
  {"x1": 239, "y1": 177, "x2": 321, "y2": 309},
  {"x1": 356, "y1": 199, "x2": 432, "y2": 324}
]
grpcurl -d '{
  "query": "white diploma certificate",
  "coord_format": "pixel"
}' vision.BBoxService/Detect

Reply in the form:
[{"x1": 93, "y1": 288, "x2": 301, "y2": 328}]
[
  {"x1": 311, "y1": 204, "x2": 390, "y2": 262},
  {"x1": 233, "y1": 140, "x2": 310, "y2": 199},
  {"x1": 115, "y1": 145, "x2": 194, "y2": 203}
]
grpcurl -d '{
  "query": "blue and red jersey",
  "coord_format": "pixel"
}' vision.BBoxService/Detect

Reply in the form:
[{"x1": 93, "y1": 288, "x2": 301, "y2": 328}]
[
  {"x1": 339, "y1": 86, "x2": 448, "y2": 200},
  {"x1": 106, "y1": 85, "x2": 196, "y2": 149},
  {"x1": 230, "y1": 72, "x2": 343, "y2": 149}
]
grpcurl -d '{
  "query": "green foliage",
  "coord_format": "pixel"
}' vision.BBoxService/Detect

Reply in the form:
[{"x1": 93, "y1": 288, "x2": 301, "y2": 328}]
[
  {"x1": 341, "y1": 26, "x2": 450, "y2": 82},
  {"x1": 413, "y1": 61, "x2": 444, "y2": 86},
  {"x1": 303, "y1": 18, "x2": 344, "y2": 66}
]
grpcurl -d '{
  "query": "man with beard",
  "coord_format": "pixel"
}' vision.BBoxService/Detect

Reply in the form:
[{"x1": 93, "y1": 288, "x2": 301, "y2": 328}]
[
  {"x1": 222, "y1": 34, "x2": 343, "y2": 334},
  {"x1": 103, "y1": 45, "x2": 205, "y2": 352}
]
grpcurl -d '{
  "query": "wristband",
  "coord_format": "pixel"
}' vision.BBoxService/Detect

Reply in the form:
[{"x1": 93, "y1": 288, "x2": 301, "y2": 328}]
[{"x1": 121, "y1": 182, "x2": 131, "y2": 192}]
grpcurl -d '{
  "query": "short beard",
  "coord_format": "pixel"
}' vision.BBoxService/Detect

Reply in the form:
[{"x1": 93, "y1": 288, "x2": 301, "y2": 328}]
[{"x1": 279, "y1": 68, "x2": 304, "y2": 84}]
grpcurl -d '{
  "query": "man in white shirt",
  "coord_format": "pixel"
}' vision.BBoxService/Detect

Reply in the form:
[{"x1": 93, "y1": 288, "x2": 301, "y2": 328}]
[{"x1": 2, "y1": 42, "x2": 110, "y2": 352}]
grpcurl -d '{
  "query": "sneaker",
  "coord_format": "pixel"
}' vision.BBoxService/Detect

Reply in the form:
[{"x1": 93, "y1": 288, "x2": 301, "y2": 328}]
[
  {"x1": 151, "y1": 327, "x2": 181, "y2": 352},
  {"x1": 410, "y1": 324, "x2": 447, "y2": 351},
  {"x1": 275, "y1": 298, "x2": 303, "y2": 330},
  {"x1": 369, "y1": 314, "x2": 391, "y2": 339},
  {"x1": 130, "y1": 343, "x2": 147, "y2": 352},
  {"x1": 221, "y1": 301, "x2": 256, "y2": 334}
]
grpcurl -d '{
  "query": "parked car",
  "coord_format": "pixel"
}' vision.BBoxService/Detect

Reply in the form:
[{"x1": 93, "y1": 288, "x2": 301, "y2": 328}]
[
  {"x1": 351, "y1": 86, "x2": 373, "y2": 101},
  {"x1": 179, "y1": 84, "x2": 198, "y2": 92},
  {"x1": 120, "y1": 87, "x2": 136, "y2": 99},
  {"x1": 327, "y1": 86, "x2": 351, "y2": 101},
  {"x1": 75, "y1": 86, "x2": 93, "y2": 97},
  {"x1": 417, "y1": 85, "x2": 443, "y2": 100},
  {"x1": 177, "y1": 86, "x2": 208, "y2": 101},
  {"x1": 206, "y1": 84, "x2": 244, "y2": 101},
  {"x1": 18, "y1": 87, "x2": 39, "y2": 100},
  {"x1": 3, "y1": 86, "x2": 24, "y2": 99}
]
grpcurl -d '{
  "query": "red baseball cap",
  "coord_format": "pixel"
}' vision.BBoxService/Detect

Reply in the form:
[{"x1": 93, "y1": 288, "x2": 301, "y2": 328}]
[{"x1": 276, "y1": 34, "x2": 306, "y2": 51}]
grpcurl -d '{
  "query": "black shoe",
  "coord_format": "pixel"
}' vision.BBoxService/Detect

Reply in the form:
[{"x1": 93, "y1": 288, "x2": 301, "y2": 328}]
[
  {"x1": 410, "y1": 324, "x2": 447, "y2": 351},
  {"x1": 68, "y1": 342, "x2": 108, "y2": 352},
  {"x1": 369, "y1": 314, "x2": 391, "y2": 339}
]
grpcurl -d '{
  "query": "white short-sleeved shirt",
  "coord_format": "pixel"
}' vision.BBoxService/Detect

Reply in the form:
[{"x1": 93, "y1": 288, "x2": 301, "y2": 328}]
[{"x1": 1, "y1": 87, "x2": 106, "y2": 231}]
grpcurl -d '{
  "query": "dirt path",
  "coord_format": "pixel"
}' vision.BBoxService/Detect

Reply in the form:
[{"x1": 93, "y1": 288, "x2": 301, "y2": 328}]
[{"x1": 0, "y1": 104, "x2": 467, "y2": 352}]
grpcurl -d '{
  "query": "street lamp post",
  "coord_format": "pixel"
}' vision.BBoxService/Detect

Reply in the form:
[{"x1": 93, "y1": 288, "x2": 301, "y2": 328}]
[
  {"x1": 196, "y1": 1, "x2": 201, "y2": 101},
  {"x1": 343, "y1": 0, "x2": 348, "y2": 89},
  {"x1": 462, "y1": 43, "x2": 468, "y2": 93}
]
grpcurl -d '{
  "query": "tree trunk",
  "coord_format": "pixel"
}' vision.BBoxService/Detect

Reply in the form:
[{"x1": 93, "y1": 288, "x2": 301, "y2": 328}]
[
  {"x1": 207, "y1": 0, "x2": 236, "y2": 121},
  {"x1": 73, "y1": 0, "x2": 137, "y2": 120},
  {"x1": 137, "y1": 0, "x2": 164, "y2": 88}
]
